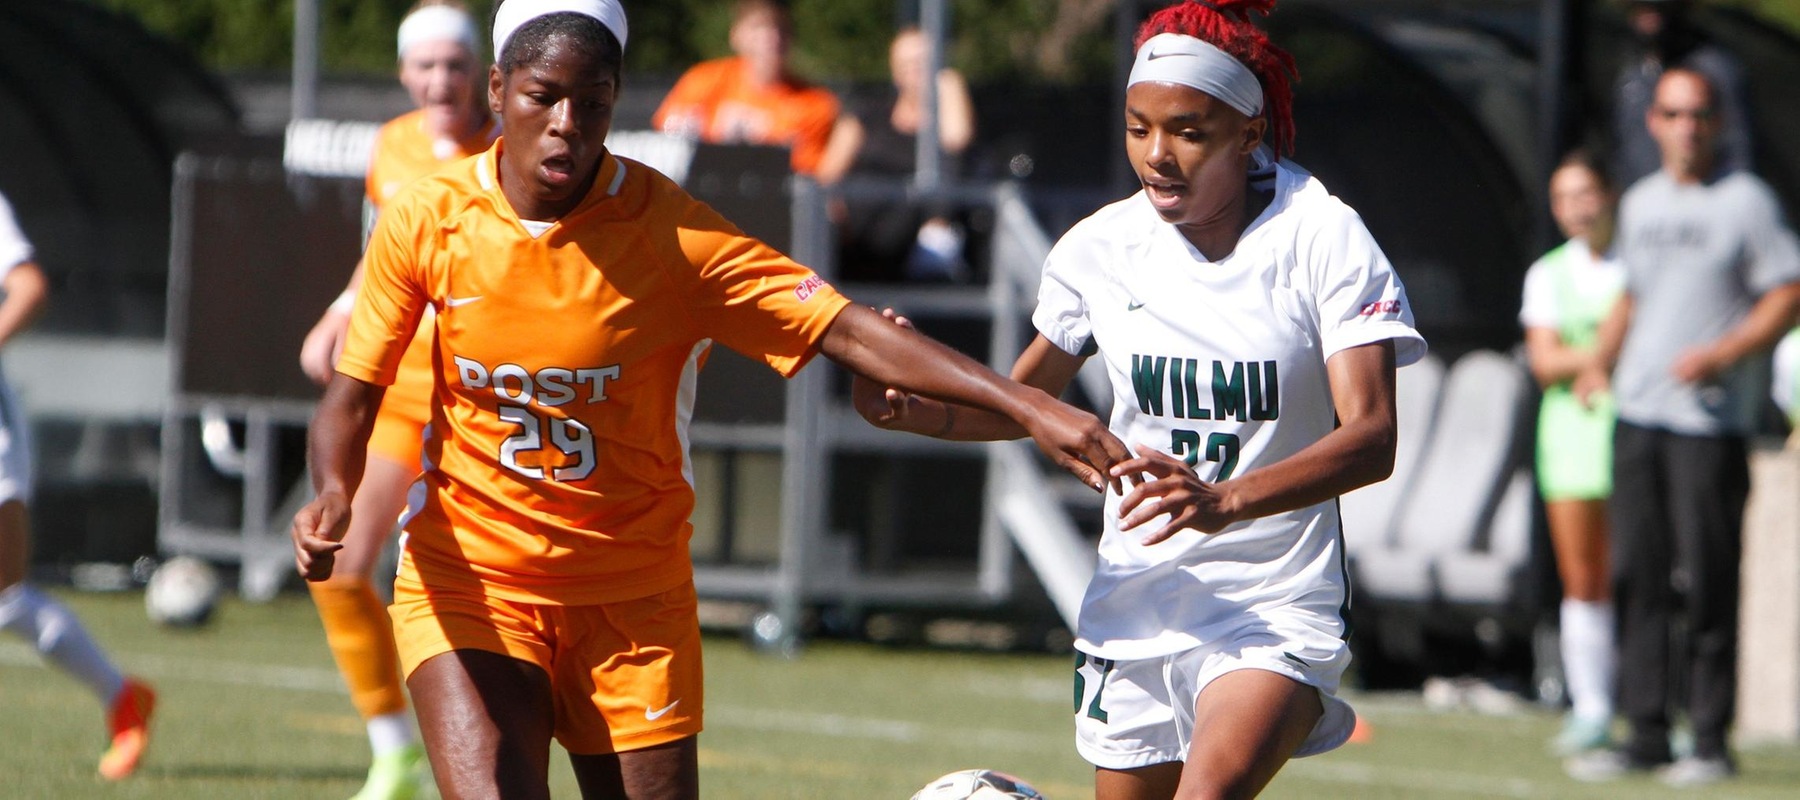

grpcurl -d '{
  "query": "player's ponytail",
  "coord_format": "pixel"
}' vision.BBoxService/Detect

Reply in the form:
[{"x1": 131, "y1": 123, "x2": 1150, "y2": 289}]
[{"x1": 1135, "y1": 0, "x2": 1298, "y2": 156}]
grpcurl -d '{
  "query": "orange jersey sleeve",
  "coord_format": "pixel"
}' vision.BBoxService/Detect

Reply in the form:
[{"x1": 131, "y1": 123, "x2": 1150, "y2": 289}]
[
  {"x1": 337, "y1": 182, "x2": 438, "y2": 387},
  {"x1": 369, "y1": 144, "x2": 847, "y2": 606},
  {"x1": 660, "y1": 192, "x2": 848, "y2": 377}
]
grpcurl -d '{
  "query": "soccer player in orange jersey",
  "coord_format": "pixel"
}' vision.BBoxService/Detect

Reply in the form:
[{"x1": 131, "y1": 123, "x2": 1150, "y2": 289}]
[
  {"x1": 294, "y1": 3, "x2": 496, "y2": 796},
  {"x1": 0, "y1": 191, "x2": 155, "y2": 781},
  {"x1": 290, "y1": 2, "x2": 1127, "y2": 797}
]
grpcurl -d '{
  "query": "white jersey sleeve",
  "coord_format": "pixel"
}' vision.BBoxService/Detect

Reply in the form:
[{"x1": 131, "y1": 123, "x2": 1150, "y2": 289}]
[
  {"x1": 0, "y1": 193, "x2": 33, "y2": 283},
  {"x1": 1303, "y1": 201, "x2": 1426, "y2": 367},
  {"x1": 1032, "y1": 230, "x2": 1097, "y2": 357},
  {"x1": 1518, "y1": 255, "x2": 1559, "y2": 330}
]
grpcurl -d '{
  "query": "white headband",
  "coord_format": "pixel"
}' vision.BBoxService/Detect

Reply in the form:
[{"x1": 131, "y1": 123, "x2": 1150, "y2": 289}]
[
  {"x1": 397, "y1": 5, "x2": 478, "y2": 59},
  {"x1": 1127, "y1": 32, "x2": 1263, "y2": 118},
  {"x1": 493, "y1": 0, "x2": 629, "y2": 58}
]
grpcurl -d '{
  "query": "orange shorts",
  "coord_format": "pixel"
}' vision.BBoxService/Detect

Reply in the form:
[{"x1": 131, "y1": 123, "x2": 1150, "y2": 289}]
[
  {"x1": 366, "y1": 326, "x2": 436, "y2": 467},
  {"x1": 389, "y1": 574, "x2": 704, "y2": 754}
]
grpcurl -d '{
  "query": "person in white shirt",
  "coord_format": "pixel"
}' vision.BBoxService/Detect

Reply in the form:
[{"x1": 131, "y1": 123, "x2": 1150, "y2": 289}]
[{"x1": 854, "y1": 1, "x2": 1424, "y2": 797}]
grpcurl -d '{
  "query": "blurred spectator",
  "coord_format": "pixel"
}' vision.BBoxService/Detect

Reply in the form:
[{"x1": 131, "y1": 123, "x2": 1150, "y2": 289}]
[
  {"x1": 1612, "y1": 0, "x2": 1751, "y2": 187},
  {"x1": 837, "y1": 26, "x2": 976, "y2": 283},
  {"x1": 652, "y1": 0, "x2": 859, "y2": 182},
  {"x1": 1520, "y1": 150, "x2": 1625, "y2": 757},
  {"x1": 1570, "y1": 68, "x2": 1800, "y2": 787}
]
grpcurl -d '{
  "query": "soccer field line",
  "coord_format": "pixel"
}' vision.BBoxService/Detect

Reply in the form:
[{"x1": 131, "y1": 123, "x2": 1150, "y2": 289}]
[
  {"x1": 1281, "y1": 758, "x2": 1538, "y2": 798},
  {"x1": 0, "y1": 642, "x2": 1056, "y2": 751},
  {"x1": 0, "y1": 642, "x2": 349, "y2": 694}
]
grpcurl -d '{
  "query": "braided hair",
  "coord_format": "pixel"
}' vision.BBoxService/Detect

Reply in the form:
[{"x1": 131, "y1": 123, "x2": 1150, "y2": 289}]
[{"x1": 1135, "y1": 0, "x2": 1298, "y2": 155}]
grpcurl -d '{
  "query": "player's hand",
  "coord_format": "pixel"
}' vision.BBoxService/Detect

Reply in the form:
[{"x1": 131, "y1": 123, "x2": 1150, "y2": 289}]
[
  {"x1": 291, "y1": 491, "x2": 350, "y2": 581},
  {"x1": 1113, "y1": 443, "x2": 1238, "y2": 544},
  {"x1": 850, "y1": 309, "x2": 932, "y2": 433},
  {"x1": 1019, "y1": 394, "x2": 1131, "y2": 494},
  {"x1": 1572, "y1": 362, "x2": 1611, "y2": 410},
  {"x1": 1670, "y1": 344, "x2": 1725, "y2": 385},
  {"x1": 299, "y1": 310, "x2": 352, "y2": 386}
]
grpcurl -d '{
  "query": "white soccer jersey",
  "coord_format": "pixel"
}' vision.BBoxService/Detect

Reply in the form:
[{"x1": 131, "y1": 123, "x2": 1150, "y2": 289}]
[{"x1": 1034, "y1": 160, "x2": 1425, "y2": 661}]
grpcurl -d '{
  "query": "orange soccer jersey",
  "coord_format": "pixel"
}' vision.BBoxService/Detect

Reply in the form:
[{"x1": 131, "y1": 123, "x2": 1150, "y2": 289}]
[
  {"x1": 651, "y1": 57, "x2": 841, "y2": 176},
  {"x1": 362, "y1": 109, "x2": 498, "y2": 463},
  {"x1": 338, "y1": 143, "x2": 850, "y2": 606}
]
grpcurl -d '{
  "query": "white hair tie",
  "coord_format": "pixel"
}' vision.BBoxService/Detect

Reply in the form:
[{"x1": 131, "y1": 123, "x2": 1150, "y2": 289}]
[
  {"x1": 1127, "y1": 32, "x2": 1263, "y2": 118},
  {"x1": 493, "y1": 0, "x2": 629, "y2": 58},
  {"x1": 397, "y1": 5, "x2": 478, "y2": 59}
]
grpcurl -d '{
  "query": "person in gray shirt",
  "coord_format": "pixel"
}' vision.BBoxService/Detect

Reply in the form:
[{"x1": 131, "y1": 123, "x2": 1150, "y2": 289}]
[{"x1": 1571, "y1": 67, "x2": 1800, "y2": 787}]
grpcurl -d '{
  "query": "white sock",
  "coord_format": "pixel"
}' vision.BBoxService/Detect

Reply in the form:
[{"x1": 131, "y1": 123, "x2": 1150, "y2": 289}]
[
  {"x1": 0, "y1": 583, "x2": 125, "y2": 704},
  {"x1": 367, "y1": 711, "x2": 416, "y2": 757},
  {"x1": 1560, "y1": 598, "x2": 1616, "y2": 721}
]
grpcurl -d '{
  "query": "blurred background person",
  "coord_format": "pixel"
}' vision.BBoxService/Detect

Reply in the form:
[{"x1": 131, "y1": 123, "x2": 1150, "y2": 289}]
[
  {"x1": 1612, "y1": 0, "x2": 1751, "y2": 187},
  {"x1": 294, "y1": 2, "x2": 497, "y2": 797},
  {"x1": 0, "y1": 189, "x2": 155, "y2": 781},
  {"x1": 837, "y1": 25, "x2": 976, "y2": 283},
  {"x1": 1519, "y1": 150, "x2": 1625, "y2": 757},
  {"x1": 1572, "y1": 68, "x2": 1800, "y2": 787},
  {"x1": 652, "y1": 0, "x2": 860, "y2": 184}
]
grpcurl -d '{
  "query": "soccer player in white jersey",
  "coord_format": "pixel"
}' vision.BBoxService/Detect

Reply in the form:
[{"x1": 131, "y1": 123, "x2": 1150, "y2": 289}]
[
  {"x1": 855, "y1": 1, "x2": 1423, "y2": 796},
  {"x1": 0, "y1": 190, "x2": 156, "y2": 780}
]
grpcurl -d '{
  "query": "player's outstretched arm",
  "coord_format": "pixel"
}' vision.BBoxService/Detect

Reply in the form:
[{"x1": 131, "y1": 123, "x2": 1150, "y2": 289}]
[
  {"x1": 852, "y1": 314, "x2": 1087, "y2": 440},
  {"x1": 825, "y1": 304, "x2": 1125, "y2": 491},
  {"x1": 292, "y1": 373, "x2": 385, "y2": 581}
]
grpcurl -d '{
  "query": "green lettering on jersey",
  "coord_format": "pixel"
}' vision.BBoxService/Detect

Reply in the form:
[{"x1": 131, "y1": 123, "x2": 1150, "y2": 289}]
[
  {"x1": 1132, "y1": 355, "x2": 1167, "y2": 416},
  {"x1": 1169, "y1": 357, "x2": 1186, "y2": 419},
  {"x1": 1249, "y1": 360, "x2": 1280, "y2": 421},
  {"x1": 1184, "y1": 358, "x2": 1208, "y2": 418},
  {"x1": 1212, "y1": 361, "x2": 1247, "y2": 422}
]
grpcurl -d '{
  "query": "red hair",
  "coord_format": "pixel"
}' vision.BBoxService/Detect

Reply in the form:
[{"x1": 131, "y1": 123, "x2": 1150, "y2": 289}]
[{"x1": 1135, "y1": 0, "x2": 1298, "y2": 156}]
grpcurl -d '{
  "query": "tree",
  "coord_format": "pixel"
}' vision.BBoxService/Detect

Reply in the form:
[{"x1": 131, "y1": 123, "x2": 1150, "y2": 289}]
[{"x1": 90, "y1": 0, "x2": 1125, "y2": 84}]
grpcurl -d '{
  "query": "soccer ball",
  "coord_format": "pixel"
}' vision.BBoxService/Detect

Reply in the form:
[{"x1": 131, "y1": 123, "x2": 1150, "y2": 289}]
[
  {"x1": 910, "y1": 769, "x2": 1048, "y2": 800},
  {"x1": 145, "y1": 556, "x2": 222, "y2": 627}
]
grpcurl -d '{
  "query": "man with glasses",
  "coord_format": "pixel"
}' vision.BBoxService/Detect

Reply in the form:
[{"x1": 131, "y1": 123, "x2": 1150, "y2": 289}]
[
  {"x1": 1612, "y1": 0, "x2": 1751, "y2": 186},
  {"x1": 1571, "y1": 68, "x2": 1800, "y2": 787}
]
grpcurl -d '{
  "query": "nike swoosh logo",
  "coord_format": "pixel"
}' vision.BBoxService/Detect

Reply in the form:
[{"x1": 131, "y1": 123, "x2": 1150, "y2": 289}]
[
  {"x1": 1146, "y1": 48, "x2": 1184, "y2": 61},
  {"x1": 446, "y1": 295, "x2": 484, "y2": 308},
  {"x1": 645, "y1": 700, "x2": 681, "y2": 721},
  {"x1": 1127, "y1": 301, "x2": 1146, "y2": 311},
  {"x1": 1281, "y1": 651, "x2": 1310, "y2": 669}
]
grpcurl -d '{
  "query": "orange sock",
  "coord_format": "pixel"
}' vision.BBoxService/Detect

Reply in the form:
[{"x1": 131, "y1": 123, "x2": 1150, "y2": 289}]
[{"x1": 309, "y1": 581, "x2": 408, "y2": 719}]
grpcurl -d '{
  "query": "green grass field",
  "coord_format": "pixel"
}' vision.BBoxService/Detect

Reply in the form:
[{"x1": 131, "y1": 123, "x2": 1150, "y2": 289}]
[{"x1": 5, "y1": 589, "x2": 1800, "y2": 798}]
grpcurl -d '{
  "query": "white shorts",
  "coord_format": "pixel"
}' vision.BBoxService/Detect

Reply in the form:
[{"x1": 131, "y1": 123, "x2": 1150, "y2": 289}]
[
  {"x1": 0, "y1": 381, "x2": 31, "y2": 504},
  {"x1": 1073, "y1": 629, "x2": 1355, "y2": 770}
]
